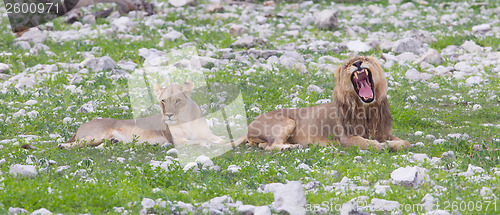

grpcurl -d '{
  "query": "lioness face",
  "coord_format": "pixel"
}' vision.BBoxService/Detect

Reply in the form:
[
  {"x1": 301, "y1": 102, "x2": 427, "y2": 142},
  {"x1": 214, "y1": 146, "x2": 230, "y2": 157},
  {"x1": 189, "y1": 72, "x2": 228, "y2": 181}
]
[
  {"x1": 154, "y1": 79, "x2": 194, "y2": 124},
  {"x1": 335, "y1": 56, "x2": 387, "y2": 104}
]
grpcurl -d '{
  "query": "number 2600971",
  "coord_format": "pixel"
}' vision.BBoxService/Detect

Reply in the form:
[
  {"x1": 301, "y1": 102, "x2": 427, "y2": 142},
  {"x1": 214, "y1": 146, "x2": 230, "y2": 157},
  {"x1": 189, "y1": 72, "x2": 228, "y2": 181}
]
[{"x1": 5, "y1": 3, "x2": 59, "y2": 14}]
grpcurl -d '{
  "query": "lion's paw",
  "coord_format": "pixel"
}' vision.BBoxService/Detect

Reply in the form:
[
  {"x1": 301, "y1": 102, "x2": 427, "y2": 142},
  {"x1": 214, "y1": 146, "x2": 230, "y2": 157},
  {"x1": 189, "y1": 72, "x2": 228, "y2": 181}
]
[{"x1": 386, "y1": 140, "x2": 410, "y2": 151}]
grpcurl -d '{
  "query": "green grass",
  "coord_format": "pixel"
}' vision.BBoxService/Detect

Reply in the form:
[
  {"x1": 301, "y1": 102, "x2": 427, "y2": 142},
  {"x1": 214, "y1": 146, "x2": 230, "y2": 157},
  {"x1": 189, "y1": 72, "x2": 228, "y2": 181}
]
[{"x1": 0, "y1": 0, "x2": 499, "y2": 214}]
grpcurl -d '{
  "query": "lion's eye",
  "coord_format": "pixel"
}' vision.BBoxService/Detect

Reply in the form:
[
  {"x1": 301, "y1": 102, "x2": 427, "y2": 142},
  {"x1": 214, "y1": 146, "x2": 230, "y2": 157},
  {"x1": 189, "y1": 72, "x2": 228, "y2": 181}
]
[
  {"x1": 176, "y1": 99, "x2": 181, "y2": 104},
  {"x1": 161, "y1": 99, "x2": 165, "y2": 104}
]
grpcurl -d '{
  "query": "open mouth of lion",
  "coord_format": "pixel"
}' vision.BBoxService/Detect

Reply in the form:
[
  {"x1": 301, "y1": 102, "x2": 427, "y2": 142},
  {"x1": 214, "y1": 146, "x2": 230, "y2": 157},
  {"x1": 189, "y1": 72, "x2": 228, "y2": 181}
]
[{"x1": 351, "y1": 68, "x2": 375, "y2": 103}]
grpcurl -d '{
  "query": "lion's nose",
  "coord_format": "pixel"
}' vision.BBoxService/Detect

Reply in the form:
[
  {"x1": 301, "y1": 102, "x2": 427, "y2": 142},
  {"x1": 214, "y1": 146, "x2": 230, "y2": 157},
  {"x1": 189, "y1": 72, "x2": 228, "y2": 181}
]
[
  {"x1": 165, "y1": 113, "x2": 174, "y2": 119},
  {"x1": 353, "y1": 61, "x2": 362, "y2": 68}
]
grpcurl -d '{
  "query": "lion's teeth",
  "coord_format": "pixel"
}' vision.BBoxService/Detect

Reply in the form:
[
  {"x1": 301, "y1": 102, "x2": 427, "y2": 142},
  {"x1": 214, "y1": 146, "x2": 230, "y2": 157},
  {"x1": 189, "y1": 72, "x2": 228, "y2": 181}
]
[
  {"x1": 365, "y1": 69, "x2": 368, "y2": 75},
  {"x1": 354, "y1": 72, "x2": 358, "y2": 79}
]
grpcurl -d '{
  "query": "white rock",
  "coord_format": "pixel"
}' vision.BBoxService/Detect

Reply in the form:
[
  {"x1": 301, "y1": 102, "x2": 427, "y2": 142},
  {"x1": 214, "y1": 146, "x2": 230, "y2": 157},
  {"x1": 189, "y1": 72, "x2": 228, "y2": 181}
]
[
  {"x1": 433, "y1": 139, "x2": 446, "y2": 145},
  {"x1": 472, "y1": 104, "x2": 482, "y2": 110},
  {"x1": 231, "y1": 36, "x2": 259, "y2": 48},
  {"x1": 297, "y1": 163, "x2": 311, "y2": 171},
  {"x1": 237, "y1": 205, "x2": 255, "y2": 215},
  {"x1": 111, "y1": 17, "x2": 132, "y2": 32},
  {"x1": 458, "y1": 164, "x2": 484, "y2": 177},
  {"x1": 472, "y1": 24, "x2": 490, "y2": 34},
  {"x1": 392, "y1": 38, "x2": 422, "y2": 54},
  {"x1": 405, "y1": 68, "x2": 432, "y2": 81},
  {"x1": 56, "y1": 165, "x2": 70, "y2": 173},
  {"x1": 425, "y1": 134, "x2": 436, "y2": 140},
  {"x1": 201, "y1": 195, "x2": 233, "y2": 213},
  {"x1": 283, "y1": 30, "x2": 299, "y2": 38},
  {"x1": 441, "y1": 151, "x2": 455, "y2": 160},
  {"x1": 315, "y1": 10, "x2": 338, "y2": 30},
  {"x1": 370, "y1": 198, "x2": 400, "y2": 212},
  {"x1": 84, "y1": 56, "x2": 116, "y2": 72},
  {"x1": 166, "y1": 148, "x2": 179, "y2": 157},
  {"x1": 9, "y1": 207, "x2": 29, "y2": 214},
  {"x1": 300, "y1": 14, "x2": 315, "y2": 27},
  {"x1": 0, "y1": 63, "x2": 9, "y2": 73},
  {"x1": 175, "y1": 201, "x2": 195, "y2": 213},
  {"x1": 195, "y1": 155, "x2": 213, "y2": 168},
  {"x1": 230, "y1": 24, "x2": 248, "y2": 36},
  {"x1": 62, "y1": 117, "x2": 73, "y2": 124},
  {"x1": 279, "y1": 51, "x2": 304, "y2": 68},
  {"x1": 307, "y1": 84, "x2": 323, "y2": 94},
  {"x1": 24, "y1": 100, "x2": 38, "y2": 106},
  {"x1": 254, "y1": 206, "x2": 271, "y2": 215},
  {"x1": 374, "y1": 184, "x2": 391, "y2": 196},
  {"x1": 227, "y1": 164, "x2": 240, "y2": 173},
  {"x1": 347, "y1": 40, "x2": 371, "y2": 52},
  {"x1": 461, "y1": 40, "x2": 482, "y2": 53},
  {"x1": 340, "y1": 196, "x2": 369, "y2": 215},
  {"x1": 368, "y1": 5, "x2": 382, "y2": 14},
  {"x1": 141, "y1": 198, "x2": 155, "y2": 209},
  {"x1": 117, "y1": 60, "x2": 137, "y2": 71},
  {"x1": 465, "y1": 76, "x2": 484, "y2": 86},
  {"x1": 138, "y1": 48, "x2": 166, "y2": 66},
  {"x1": 15, "y1": 41, "x2": 31, "y2": 50},
  {"x1": 169, "y1": 0, "x2": 194, "y2": 7},
  {"x1": 390, "y1": 166, "x2": 428, "y2": 188},
  {"x1": 255, "y1": 15, "x2": 267, "y2": 24},
  {"x1": 82, "y1": 15, "x2": 96, "y2": 25},
  {"x1": 421, "y1": 194, "x2": 435, "y2": 212},
  {"x1": 183, "y1": 162, "x2": 198, "y2": 172},
  {"x1": 480, "y1": 187, "x2": 492, "y2": 197},
  {"x1": 16, "y1": 28, "x2": 47, "y2": 44},
  {"x1": 163, "y1": 30, "x2": 184, "y2": 41},
  {"x1": 31, "y1": 208, "x2": 52, "y2": 215},
  {"x1": 389, "y1": 0, "x2": 402, "y2": 4},
  {"x1": 413, "y1": 153, "x2": 430, "y2": 162},
  {"x1": 10, "y1": 164, "x2": 37, "y2": 178},
  {"x1": 416, "y1": 49, "x2": 443, "y2": 65},
  {"x1": 397, "y1": 52, "x2": 418, "y2": 63},
  {"x1": 264, "y1": 181, "x2": 306, "y2": 215}
]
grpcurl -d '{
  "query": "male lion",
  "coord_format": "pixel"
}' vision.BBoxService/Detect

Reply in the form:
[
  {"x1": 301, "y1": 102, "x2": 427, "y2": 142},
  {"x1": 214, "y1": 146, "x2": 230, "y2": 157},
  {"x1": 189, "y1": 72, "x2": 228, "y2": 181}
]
[
  {"x1": 60, "y1": 79, "x2": 224, "y2": 149},
  {"x1": 235, "y1": 56, "x2": 410, "y2": 151}
]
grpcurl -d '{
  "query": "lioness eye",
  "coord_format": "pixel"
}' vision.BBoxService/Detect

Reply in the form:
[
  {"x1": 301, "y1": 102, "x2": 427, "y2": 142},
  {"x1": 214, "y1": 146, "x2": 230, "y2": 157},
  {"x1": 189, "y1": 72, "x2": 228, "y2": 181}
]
[
  {"x1": 176, "y1": 99, "x2": 181, "y2": 103},
  {"x1": 161, "y1": 99, "x2": 165, "y2": 104}
]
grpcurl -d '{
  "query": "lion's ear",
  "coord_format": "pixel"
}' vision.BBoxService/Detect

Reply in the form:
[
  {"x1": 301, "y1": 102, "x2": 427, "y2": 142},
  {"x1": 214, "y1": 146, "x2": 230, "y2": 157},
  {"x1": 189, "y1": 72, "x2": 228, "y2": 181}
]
[
  {"x1": 181, "y1": 78, "x2": 194, "y2": 93},
  {"x1": 154, "y1": 83, "x2": 162, "y2": 97}
]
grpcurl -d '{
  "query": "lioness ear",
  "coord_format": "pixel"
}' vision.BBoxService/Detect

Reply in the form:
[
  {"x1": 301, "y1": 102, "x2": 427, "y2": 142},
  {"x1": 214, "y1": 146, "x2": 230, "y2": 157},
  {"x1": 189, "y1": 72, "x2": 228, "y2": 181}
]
[
  {"x1": 154, "y1": 83, "x2": 162, "y2": 98},
  {"x1": 181, "y1": 78, "x2": 194, "y2": 93}
]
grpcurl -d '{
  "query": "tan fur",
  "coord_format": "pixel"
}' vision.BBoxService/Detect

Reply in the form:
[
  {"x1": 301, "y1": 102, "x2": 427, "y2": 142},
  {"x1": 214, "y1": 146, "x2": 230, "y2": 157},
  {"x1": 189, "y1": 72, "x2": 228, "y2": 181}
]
[
  {"x1": 236, "y1": 56, "x2": 410, "y2": 151},
  {"x1": 61, "y1": 79, "x2": 225, "y2": 149},
  {"x1": 153, "y1": 79, "x2": 225, "y2": 145},
  {"x1": 59, "y1": 114, "x2": 173, "y2": 149}
]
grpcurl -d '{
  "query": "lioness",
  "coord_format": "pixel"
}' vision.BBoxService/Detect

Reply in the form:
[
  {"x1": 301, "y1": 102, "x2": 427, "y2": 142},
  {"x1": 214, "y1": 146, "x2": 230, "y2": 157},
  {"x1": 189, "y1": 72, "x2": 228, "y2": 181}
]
[
  {"x1": 153, "y1": 79, "x2": 225, "y2": 145},
  {"x1": 60, "y1": 79, "x2": 224, "y2": 149},
  {"x1": 235, "y1": 56, "x2": 410, "y2": 151}
]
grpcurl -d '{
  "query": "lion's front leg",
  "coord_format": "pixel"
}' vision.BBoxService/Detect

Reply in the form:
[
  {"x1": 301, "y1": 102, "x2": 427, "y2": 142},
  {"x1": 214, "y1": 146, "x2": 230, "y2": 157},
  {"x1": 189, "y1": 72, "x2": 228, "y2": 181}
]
[
  {"x1": 385, "y1": 135, "x2": 410, "y2": 151},
  {"x1": 339, "y1": 136, "x2": 387, "y2": 150},
  {"x1": 246, "y1": 113, "x2": 297, "y2": 151}
]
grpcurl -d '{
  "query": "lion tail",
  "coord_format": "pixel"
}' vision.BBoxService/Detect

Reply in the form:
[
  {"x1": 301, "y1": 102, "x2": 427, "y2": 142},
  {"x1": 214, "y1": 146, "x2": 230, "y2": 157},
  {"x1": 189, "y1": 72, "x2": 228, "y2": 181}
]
[
  {"x1": 65, "y1": 134, "x2": 76, "y2": 143},
  {"x1": 230, "y1": 134, "x2": 247, "y2": 148}
]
